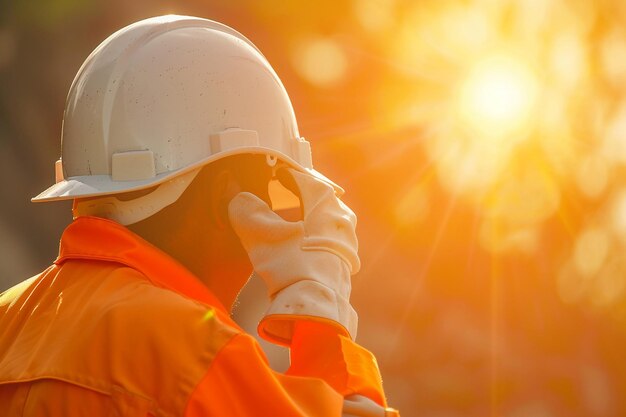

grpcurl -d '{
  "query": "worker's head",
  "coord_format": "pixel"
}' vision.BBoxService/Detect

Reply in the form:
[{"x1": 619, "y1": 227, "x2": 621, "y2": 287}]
[
  {"x1": 127, "y1": 154, "x2": 273, "y2": 306},
  {"x1": 30, "y1": 15, "x2": 344, "y2": 306}
]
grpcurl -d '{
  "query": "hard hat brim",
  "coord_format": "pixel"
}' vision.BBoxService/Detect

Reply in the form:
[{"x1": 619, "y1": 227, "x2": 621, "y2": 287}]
[{"x1": 31, "y1": 148, "x2": 345, "y2": 203}]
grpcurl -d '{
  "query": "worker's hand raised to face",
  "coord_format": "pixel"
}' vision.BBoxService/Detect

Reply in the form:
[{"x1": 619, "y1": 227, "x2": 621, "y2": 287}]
[{"x1": 228, "y1": 167, "x2": 360, "y2": 345}]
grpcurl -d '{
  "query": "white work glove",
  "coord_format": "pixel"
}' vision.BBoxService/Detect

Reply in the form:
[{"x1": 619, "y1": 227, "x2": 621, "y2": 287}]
[
  {"x1": 228, "y1": 167, "x2": 360, "y2": 345},
  {"x1": 343, "y1": 395, "x2": 401, "y2": 417}
]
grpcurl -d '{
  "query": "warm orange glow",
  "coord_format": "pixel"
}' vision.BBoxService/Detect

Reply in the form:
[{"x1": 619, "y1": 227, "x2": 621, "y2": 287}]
[{"x1": 7, "y1": 1, "x2": 626, "y2": 416}]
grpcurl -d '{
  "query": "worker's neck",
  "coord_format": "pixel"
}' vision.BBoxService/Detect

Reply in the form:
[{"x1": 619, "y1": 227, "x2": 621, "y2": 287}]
[{"x1": 127, "y1": 222, "x2": 252, "y2": 312}]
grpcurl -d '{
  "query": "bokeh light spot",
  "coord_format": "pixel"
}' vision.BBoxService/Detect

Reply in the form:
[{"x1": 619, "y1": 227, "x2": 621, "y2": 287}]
[
  {"x1": 580, "y1": 366, "x2": 614, "y2": 415},
  {"x1": 602, "y1": 102, "x2": 626, "y2": 165},
  {"x1": 292, "y1": 37, "x2": 348, "y2": 87},
  {"x1": 574, "y1": 227, "x2": 610, "y2": 277},
  {"x1": 601, "y1": 29, "x2": 626, "y2": 86},
  {"x1": 353, "y1": 0, "x2": 395, "y2": 32},
  {"x1": 576, "y1": 154, "x2": 609, "y2": 199},
  {"x1": 611, "y1": 189, "x2": 626, "y2": 241},
  {"x1": 550, "y1": 32, "x2": 588, "y2": 90},
  {"x1": 592, "y1": 256, "x2": 626, "y2": 307}
]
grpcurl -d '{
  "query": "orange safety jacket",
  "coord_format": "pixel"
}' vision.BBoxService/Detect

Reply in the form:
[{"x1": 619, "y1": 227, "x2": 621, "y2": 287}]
[{"x1": 0, "y1": 216, "x2": 387, "y2": 416}]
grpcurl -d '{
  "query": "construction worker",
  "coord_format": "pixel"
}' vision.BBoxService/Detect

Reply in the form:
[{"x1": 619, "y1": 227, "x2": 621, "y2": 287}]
[{"x1": 0, "y1": 15, "x2": 399, "y2": 416}]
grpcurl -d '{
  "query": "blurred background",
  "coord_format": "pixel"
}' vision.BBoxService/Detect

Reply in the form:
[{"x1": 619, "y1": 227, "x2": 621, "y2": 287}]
[{"x1": 2, "y1": 0, "x2": 626, "y2": 416}]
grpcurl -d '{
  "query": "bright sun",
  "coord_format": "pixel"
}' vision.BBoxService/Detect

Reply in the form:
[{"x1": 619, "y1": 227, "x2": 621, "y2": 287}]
[{"x1": 457, "y1": 54, "x2": 540, "y2": 142}]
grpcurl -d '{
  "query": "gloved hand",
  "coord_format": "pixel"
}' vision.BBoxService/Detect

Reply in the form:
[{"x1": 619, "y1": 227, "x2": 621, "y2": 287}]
[
  {"x1": 343, "y1": 395, "x2": 401, "y2": 417},
  {"x1": 228, "y1": 167, "x2": 360, "y2": 345}
]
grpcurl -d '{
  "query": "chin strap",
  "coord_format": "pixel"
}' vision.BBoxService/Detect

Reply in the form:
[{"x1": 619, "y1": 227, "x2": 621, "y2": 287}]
[{"x1": 73, "y1": 169, "x2": 201, "y2": 225}]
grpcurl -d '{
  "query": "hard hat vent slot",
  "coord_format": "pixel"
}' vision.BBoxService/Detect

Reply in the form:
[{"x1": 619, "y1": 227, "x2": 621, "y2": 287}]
[{"x1": 111, "y1": 150, "x2": 156, "y2": 181}]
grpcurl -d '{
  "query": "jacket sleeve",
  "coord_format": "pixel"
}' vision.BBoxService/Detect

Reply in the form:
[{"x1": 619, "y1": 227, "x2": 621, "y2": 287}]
[
  {"x1": 184, "y1": 322, "x2": 387, "y2": 416},
  {"x1": 184, "y1": 331, "x2": 343, "y2": 416},
  {"x1": 286, "y1": 321, "x2": 387, "y2": 407}
]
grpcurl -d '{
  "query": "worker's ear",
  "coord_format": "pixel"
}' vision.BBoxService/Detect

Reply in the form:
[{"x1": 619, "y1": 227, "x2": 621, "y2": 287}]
[{"x1": 209, "y1": 169, "x2": 239, "y2": 230}]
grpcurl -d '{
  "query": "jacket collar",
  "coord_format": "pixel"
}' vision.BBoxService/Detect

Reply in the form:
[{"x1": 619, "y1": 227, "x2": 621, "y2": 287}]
[{"x1": 55, "y1": 216, "x2": 228, "y2": 314}]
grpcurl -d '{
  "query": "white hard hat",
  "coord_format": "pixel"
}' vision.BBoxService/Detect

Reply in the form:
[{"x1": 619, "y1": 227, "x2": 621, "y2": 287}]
[{"x1": 32, "y1": 15, "x2": 343, "y2": 223}]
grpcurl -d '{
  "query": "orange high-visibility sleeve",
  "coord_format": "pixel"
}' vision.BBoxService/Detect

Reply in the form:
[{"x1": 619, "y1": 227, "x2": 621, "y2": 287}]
[
  {"x1": 186, "y1": 332, "x2": 344, "y2": 416},
  {"x1": 287, "y1": 321, "x2": 388, "y2": 407}
]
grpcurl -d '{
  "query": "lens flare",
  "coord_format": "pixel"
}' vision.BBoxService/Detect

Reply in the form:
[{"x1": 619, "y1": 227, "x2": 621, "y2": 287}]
[{"x1": 457, "y1": 54, "x2": 540, "y2": 142}]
